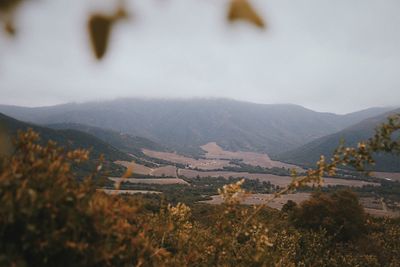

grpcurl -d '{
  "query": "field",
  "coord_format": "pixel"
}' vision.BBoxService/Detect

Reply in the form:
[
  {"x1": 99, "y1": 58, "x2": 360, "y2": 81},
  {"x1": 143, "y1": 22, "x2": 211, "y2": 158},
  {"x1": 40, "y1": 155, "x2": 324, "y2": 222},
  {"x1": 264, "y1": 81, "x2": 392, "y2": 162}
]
[
  {"x1": 143, "y1": 142, "x2": 305, "y2": 171},
  {"x1": 98, "y1": 189, "x2": 162, "y2": 195},
  {"x1": 201, "y1": 142, "x2": 304, "y2": 171},
  {"x1": 108, "y1": 177, "x2": 189, "y2": 185},
  {"x1": 117, "y1": 144, "x2": 380, "y2": 188},
  {"x1": 203, "y1": 193, "x2": 398, "y2": 217},
  {"x1": 202, "y1": 192, "x2": 311, "y2": 208},
  {"x1": 114, "y1": 161, "x2": 376, "y2": 188},
  {"x1": 142, "y1": 149, "x2": 234, "y2": 170},
  {"x1": 111, "y1": 148, "x2": 395, "y2": 219},
  {"x1": 115, "y1": 161, "x2": 177, "y2": 177},
  {"x1": 179, "y1": 169, "x2": 378, "y2": 188},
  {"x1": 371, "y1": 172, "x2": 400, "y2": 181}
]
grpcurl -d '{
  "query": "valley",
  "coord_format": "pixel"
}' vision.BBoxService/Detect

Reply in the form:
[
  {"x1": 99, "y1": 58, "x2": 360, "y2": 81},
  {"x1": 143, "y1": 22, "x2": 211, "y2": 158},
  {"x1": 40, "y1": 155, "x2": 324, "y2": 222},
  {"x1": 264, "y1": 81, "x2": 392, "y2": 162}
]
[
  {"x1": 1, "y1": 101, "x2": 399, "y2": 218},
  {"x1": 112, "y1": 142, "x2": 376, "y2": 188},
  {"x1": 105, "y1": 141, "x2": 395, "y2": 216}
]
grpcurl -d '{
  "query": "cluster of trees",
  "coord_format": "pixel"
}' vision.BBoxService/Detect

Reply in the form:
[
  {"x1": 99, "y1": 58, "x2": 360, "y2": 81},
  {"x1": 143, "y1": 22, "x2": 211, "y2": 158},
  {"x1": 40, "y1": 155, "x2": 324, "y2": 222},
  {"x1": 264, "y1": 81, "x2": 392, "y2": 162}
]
[
  {"x1": 284, "y1": 190, "x2": 366, "y2": 242},
  {"x1": 119, "y1": 176, "x2": 276, "y2": 205},
  {"x1": 222, "y1": 162, "x2": 292, "y2": 176}
]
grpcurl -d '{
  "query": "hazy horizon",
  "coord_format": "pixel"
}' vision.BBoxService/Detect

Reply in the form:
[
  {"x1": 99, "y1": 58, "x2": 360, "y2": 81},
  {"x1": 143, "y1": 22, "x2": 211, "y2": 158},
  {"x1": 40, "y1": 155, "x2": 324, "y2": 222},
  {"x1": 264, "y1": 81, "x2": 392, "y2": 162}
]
[
  {"x1": 0, "y1": 96, "x2": 398, "y2": 116},
  {"x1": 1, "y1": 0, "x2": 400, "y2": 113}
]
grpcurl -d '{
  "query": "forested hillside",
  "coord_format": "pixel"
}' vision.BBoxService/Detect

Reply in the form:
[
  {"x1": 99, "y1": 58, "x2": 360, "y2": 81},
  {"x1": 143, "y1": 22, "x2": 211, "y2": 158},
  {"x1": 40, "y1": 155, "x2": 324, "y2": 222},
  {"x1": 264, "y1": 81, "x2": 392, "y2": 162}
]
[
  {"x1": 0, "y1": 113, "x2": 131, "y2": 162},
  {"x1": 277, "y1": 108, "x2": 400, "y2": 171},
  {"x1": 47, "y1": 123, "x2": 166, "y2": 157}
]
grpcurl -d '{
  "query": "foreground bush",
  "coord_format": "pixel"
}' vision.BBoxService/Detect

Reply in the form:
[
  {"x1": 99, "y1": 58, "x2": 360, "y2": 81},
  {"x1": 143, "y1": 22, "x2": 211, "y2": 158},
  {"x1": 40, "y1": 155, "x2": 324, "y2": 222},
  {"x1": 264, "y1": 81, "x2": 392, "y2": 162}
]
[
  {"x1": 290, "y1": 190, "x2": 366, "y2": 242},
  {"x1": 0, "y1": 130, "x2": 164, "y2": 267},
  {"x1": 0, "y1": 130, "x2": 281, "y2": 266}
]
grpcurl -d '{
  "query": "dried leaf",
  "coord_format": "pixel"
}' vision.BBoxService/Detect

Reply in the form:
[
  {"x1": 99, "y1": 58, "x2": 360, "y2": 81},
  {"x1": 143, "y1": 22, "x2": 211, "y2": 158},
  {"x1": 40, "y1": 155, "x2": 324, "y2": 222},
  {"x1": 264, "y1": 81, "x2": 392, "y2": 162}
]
[
  {"x1": 4, "y1": 20, "x2": 16, "y2": 36},
  {"x1": 88, "y1": 14, "x2": 113, "y2": 60},
  {"x1": 228, "y1": 0, "x2": 265, "y2": 29}
]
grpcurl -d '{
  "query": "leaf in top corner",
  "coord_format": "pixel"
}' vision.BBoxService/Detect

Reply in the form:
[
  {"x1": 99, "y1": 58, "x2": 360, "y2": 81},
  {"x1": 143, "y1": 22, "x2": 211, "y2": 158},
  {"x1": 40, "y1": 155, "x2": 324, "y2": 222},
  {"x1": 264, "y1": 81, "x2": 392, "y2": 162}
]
[
  {"x1": 88, "y1": 14, "x2": 113, "y2": 60},
  {"x1": 228, "y1": 0, "x2": 266, "y2": 29}
]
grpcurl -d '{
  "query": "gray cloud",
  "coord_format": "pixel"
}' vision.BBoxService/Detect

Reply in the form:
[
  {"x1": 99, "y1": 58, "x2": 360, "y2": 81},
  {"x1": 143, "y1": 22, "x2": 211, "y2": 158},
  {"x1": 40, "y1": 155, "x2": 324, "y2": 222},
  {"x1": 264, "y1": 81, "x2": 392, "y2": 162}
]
[{"x1": 0, "y1": 0, "x2": 399, "y2": 113}]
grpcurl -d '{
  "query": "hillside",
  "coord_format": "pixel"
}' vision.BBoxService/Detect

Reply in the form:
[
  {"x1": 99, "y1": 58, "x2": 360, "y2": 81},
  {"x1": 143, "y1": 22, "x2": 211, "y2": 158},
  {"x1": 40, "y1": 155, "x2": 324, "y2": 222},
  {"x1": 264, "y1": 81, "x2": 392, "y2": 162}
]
[
  {"x1": 47, "y1": 123, "x2": 166, "y2": 157},
  {"x1": 277, "y1": 108, "x2": 400, "y2": 171},
  {"x1": 0, "y1": 113, "x2": 131, "y2": 162},
  {"x1": 0, "y1": 99, "x2": 392, "y2": 156}
]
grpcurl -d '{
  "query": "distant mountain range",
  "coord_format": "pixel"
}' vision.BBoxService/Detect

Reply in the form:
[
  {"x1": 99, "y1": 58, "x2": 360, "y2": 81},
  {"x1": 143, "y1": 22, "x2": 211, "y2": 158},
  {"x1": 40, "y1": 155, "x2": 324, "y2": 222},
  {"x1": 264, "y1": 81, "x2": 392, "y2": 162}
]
[
  {"x1": 0, "y1": 98, "x2": 394, "y2": 157},
  {"x1": 277, "y1": 108, "x2": 400, "y2": 171}
]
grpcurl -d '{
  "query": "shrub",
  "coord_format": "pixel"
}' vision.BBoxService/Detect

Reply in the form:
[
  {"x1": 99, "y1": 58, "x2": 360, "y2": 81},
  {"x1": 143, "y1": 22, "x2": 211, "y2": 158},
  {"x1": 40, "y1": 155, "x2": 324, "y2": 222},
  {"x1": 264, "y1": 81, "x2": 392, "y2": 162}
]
[
  {"x1": 290, "y1": 190, "x2": 366, "y2": 242},
  {"x1": 0, "y1": 129, "x2": 165, "y2": 267}
]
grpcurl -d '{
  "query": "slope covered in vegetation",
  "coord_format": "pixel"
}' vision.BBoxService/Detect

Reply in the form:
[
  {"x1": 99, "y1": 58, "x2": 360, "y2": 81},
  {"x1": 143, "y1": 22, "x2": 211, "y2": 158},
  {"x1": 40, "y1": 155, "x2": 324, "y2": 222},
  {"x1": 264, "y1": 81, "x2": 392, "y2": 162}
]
[
  {"x1": 47, "y1": 122, "x2": 166, "y2": 157},
  {"x1": 277, "y1": 108, "x2": 400, "y2": 171},
  {"x1": 0, "y1": 113, "x2": 131, "y2": 162}
]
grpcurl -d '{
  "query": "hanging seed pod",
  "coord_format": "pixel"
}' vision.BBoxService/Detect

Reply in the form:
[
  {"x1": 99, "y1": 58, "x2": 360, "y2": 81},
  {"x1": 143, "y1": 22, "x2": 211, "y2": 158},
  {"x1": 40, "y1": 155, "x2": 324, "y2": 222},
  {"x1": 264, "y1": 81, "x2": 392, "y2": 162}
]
[{"x1": 228, "y1": 0, "x2": 265, "y2": 29}]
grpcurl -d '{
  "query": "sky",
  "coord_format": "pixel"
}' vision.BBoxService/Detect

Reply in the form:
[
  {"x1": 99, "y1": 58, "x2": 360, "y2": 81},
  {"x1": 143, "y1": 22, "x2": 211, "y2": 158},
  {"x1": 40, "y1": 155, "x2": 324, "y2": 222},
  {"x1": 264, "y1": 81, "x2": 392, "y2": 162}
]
[{"x1": 0, "y1": 0, "x2": 400, "y2": 114}]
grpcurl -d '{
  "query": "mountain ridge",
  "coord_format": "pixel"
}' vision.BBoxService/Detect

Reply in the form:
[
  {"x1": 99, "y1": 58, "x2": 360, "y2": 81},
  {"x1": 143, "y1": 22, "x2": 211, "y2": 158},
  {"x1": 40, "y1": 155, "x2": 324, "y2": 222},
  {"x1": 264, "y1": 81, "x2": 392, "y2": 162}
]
[{"x1": 0, "y1": 98, "x2": 394, "y2": 156}]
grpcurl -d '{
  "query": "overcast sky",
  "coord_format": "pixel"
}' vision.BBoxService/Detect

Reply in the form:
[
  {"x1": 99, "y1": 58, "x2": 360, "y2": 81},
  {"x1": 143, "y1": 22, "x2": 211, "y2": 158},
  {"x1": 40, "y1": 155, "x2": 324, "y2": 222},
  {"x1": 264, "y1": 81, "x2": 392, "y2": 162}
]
[{"x1": 0, "y1": 0, "x2": 400, "y2": 114}]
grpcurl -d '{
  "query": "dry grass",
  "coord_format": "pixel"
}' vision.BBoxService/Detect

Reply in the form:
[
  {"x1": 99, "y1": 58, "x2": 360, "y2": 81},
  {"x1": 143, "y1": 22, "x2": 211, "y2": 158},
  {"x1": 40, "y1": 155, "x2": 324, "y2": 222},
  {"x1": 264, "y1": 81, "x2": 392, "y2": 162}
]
[
  {"x1": 115, "y1": 160, "x2": 153, "y2": 175},
  {"x1": 359, "y1": 197, "x2": 383, "y2": 210},
  {"x1": 152, "y1": 165, "x2": 177, "y2": 177},
  {"x1": 363, "y1": 208, "x2": 400, "y2": 218},
  {"x1": 359, "y1": 197, "x2": 400, "y2": 218}
]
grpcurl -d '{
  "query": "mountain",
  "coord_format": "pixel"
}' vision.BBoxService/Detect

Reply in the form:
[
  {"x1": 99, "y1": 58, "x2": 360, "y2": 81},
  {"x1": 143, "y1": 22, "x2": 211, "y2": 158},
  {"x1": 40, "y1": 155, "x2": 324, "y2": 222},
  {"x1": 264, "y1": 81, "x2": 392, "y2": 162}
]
[
  {"x1": 47, "y1": 123, "x2": 166, "y2": 157},
  {"x1": 0, "y1": 98, "x2": 393, "y2": 156},
  {"x1": 277, "y1": 108, "x2": 400, "y2": 171},
  {"x1": 0, "y1": 113, "x2": 131, "y2": 162}
]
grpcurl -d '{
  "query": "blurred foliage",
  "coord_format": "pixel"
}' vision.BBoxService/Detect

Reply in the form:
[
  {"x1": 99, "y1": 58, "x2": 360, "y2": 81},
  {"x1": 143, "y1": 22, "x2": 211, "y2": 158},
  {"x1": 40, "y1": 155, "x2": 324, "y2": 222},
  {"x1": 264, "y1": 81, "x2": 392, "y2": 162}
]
[
  {"x1": 0, "y1": 126, "x2": 12, "y2": 159},
  {"x1": 88, "y1": 5, "x2": 128, "y2": 60},
  {"x1": 88, "y1": 15, "x2": 114, "y2": 60},
  {"x1": 1, "y1": 0, "x2": 266, "y2": 59},
  {"x1": 0, "y1": 130, "x2": 165, "y2": 266},
  {"x1": 228, "y1": 0, "x2": 265, "y2": 28},
  {"x1": 0, "y1": 0, "x2": 23, "y2": 36}
]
